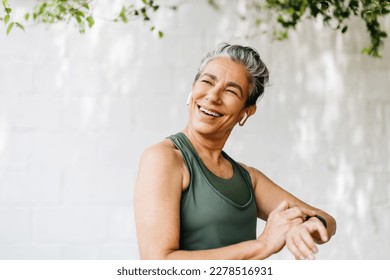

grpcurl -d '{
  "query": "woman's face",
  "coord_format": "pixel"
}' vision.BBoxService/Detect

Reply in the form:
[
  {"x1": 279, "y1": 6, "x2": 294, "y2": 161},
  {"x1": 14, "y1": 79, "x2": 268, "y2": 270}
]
[{"x1": 188, "y1": 57, "x2": 251, "y2": 137}]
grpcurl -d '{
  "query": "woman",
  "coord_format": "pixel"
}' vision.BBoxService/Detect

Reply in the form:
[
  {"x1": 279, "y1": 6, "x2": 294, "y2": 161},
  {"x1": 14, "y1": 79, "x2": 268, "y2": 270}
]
[{"x1": 134, "y1": 43, "x2": 336, "y2": 260}]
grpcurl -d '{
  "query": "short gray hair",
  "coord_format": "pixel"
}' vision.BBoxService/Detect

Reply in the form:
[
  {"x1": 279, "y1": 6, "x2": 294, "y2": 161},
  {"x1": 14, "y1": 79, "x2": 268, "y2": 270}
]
[{"x1": 194, "y1": 43, "x2": 269, "y2": 108}]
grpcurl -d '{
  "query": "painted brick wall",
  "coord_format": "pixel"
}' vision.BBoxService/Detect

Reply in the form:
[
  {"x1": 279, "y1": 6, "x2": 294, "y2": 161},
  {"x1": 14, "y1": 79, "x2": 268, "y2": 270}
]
[{"x1": 0, "y1": 0, "x2": 389, "y2": 259}]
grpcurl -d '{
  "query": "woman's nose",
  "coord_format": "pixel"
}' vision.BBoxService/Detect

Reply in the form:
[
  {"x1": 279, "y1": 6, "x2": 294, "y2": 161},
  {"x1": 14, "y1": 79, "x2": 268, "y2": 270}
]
[{"x1": 205, "y1": 87, "x2": 222, "y2": 104}]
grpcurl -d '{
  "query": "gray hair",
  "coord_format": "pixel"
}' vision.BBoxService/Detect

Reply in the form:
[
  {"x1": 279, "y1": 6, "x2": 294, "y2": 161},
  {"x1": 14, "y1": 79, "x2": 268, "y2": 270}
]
[{"x1": 194, "y1": 43, "x2": 269, "y2": 108}]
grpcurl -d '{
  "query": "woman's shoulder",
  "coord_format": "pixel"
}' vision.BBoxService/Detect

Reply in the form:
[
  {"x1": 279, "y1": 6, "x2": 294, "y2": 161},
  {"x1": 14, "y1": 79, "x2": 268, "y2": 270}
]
[
  {"x1": 237, "y1": 162, "x2": 266, "y2": 189},
  {"x1": 138, "y1": 139, "x2": 189, "y2": 190},
  {"x1": 237, "y1": 162, "x2": 257, "y2": 176},
  {"x1": 140, "y1": 139, "x2": 183, "y2": 168}
]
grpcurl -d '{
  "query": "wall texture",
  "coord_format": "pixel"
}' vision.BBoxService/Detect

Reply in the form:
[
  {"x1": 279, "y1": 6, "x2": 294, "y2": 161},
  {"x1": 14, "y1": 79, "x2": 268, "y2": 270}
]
[{"x1": 0, "y1": 0, "x2": 389, "y2": 259}]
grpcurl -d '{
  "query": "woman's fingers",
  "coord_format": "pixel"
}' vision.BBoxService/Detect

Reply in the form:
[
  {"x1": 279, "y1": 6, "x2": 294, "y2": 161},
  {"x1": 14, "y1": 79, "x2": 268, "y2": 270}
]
[
  {"x1": 307, "y1": 217, "x2": 329, "y2": 242},
  {"x1": 274, "y1": 200, "x2": 293, "y2": 211},
  {"x1": 284, "y1": 207, "x2": 305, "y2": 220},
  {"x1": 295, "y1": 230, "x2": 318, "y2": 257},
  {"x1": 266, "y1": 200, "x2": 327, "y2": 258},
  {"x1": 287, "y1": 226, "x2": 318, "y2": 260},
  {"x1": 290, "y1": 217, "x2": 304, "y2": 225},
  {"x1": 300, "y1": 207, "x2": 317, "y2": 217},
  {"x1": 270, "y1": 201, "x2": 330, "y2": 260},
  {"x1": 274, "y1": 201, "x2": 316, "y2": 221}
]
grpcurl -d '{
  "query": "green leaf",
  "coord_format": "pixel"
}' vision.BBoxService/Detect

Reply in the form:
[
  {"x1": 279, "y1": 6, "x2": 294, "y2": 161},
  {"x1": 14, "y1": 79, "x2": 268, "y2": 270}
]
[
  {"x1": 6, "y1": 21, "x2": 14, "y2": 35},
  {"x1": 4, "y1": 14, "x2": 10, "y2": 25},
  {"x1": 118, "y1": 6, "x2": 128, "y2": 23},
  {"x1": 75, "y1": 15, "x2": 82, "y2": 24},
  {"x1": 15, "y1": 22, "x2": 24, "y2": 31},
  {"x1": 158, "y1": 31, "x2": 163, "y2": 38},
  {"x1": 86, "y1": 16, "x2": 94, "y2": 28},
  {"x1": 341, "y1": 26, "x2": 348, "y2": 33},
  {"x1": 24, "y1": 13, "x2": 30, "y2": 21},
  {"x1": 75, "y1": 10, "x2": 85, "y2": 18},
  {"x1": 5, "y1": 7, "x2": 11, "y2": 13}
]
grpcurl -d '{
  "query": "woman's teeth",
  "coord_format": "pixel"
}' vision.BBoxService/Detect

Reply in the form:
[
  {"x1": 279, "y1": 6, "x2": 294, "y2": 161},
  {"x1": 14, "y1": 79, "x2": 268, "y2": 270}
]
[{"x1": 199, "y1": 106, "x2": 222, "y2": 117}]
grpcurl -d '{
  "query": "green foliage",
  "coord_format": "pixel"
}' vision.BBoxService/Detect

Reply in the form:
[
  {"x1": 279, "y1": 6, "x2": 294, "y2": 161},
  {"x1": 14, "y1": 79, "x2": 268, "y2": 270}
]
[
  {"x1": 212, "y1": 0, "x2": 389, "y2": 57},
  {"x1": 114, "y1": 0, "x2": 159, "y2": 22},
  {"x1": 24, "y1": 0, "x2": 94, "y2": 33},
  {"x1": 113, "y1": 0, "x2": 163, "y2": 37},
  {"x1": 1, "y1": 0, "x2": 389, "y2": 57},
  {"x1": 1, "y1": 0, "x2": 162, "y2": 37},
  {"x1": 1, "y1": 0, "x2": 24, "y2": 35},
  {"x1": 262, "y1": 0, "x2": 390, "y2": 57}
]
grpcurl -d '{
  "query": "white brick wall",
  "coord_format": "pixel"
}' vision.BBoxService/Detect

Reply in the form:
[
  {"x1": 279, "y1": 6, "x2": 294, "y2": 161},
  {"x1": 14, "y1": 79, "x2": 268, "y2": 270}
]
[{"x1": 0, "y1": 0, "x2": 389, "y2": 259}]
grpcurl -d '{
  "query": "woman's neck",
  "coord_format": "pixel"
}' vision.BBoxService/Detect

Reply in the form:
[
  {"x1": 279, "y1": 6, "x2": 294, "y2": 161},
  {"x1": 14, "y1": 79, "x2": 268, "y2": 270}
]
[{"x1": 182, "y1": 127, "x2": 232, "y2": 164}]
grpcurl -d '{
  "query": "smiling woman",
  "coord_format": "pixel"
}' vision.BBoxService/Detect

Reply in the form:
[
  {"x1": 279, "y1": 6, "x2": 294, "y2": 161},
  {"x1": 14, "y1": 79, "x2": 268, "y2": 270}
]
[
  {"x1": 189, "y1": 57, "x2": 252, "y2": 138},
  {"x1": 134, "y1": 43, "x2": 336, "y2": 260}
]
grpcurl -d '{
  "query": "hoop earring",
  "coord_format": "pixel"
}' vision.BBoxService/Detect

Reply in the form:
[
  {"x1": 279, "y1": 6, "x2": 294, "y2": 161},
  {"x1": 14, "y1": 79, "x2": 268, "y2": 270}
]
[
  {"x1": 186, "y1": 92, "x2": 192, "y2": 105},
  {"x1": 239, "y1": 112, "x2": 248, "y2": 126}
]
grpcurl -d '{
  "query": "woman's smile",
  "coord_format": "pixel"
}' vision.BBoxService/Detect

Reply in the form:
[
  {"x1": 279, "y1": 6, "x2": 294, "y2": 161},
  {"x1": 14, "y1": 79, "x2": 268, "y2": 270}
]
[{"x1": 197, "y1": 105, "x2": 223, "y2": 117}]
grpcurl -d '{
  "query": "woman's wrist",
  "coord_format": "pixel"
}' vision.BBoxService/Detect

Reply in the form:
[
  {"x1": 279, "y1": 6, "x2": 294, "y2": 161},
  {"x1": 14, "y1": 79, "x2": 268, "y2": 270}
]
[{"x1": 254, "y1": 235, "x2": 277, "y2": 260}]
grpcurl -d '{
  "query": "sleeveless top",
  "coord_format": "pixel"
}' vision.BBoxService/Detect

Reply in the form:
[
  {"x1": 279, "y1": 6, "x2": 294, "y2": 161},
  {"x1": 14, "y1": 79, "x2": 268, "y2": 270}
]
[{"x1": 168, "y1": 132, "x2": 257, "y2": 250}]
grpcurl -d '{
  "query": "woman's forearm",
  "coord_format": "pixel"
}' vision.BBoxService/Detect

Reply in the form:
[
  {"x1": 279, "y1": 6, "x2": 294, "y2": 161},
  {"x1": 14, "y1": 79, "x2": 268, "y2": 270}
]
[{"x1": 143, "y1": 239, "x2": 273, "y2": 260}]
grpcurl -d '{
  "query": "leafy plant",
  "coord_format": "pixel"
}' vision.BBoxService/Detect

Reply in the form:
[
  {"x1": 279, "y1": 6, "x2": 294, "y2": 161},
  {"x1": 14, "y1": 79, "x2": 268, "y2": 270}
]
[
  {"x1": 113, "y1": 0, "x2": 163, "y2": 38},
  {"x1": 25, "y1": 0, "x2": 95, "y2": 33},
  {"x1": 1, "y1": 0, "x2": 389, "y2": 57},
  {"x1": 1, "y1": 0, "x2": 163, "y2": 37},
  {"x1": 1, "y1": 0, "x2": 24, "y2": 34},
  {"x1": 258, "y1": 0, "x2": 389, "y2": 57}
]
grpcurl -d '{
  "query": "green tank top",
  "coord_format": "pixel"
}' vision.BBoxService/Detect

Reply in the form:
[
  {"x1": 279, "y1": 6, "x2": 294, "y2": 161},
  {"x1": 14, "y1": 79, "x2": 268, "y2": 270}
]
[{"x1": 168, "y1": 132, "x2": 257, "y2": 250}]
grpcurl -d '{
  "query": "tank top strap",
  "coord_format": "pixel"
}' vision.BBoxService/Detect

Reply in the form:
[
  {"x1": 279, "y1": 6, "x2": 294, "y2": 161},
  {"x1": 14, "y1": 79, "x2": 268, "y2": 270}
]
[{"x1": 167, "y1": 132, "x2": 197, "y2": 171}]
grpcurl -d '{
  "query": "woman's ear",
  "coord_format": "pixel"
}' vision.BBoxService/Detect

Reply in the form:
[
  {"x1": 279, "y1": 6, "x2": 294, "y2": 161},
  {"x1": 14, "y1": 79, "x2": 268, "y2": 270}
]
[
  {"x1": 247, "y1": 105, "x2": 257, "y2": 117},
  {"x1": 239, "y1": 105, "x2": 257, "y2": 126}
]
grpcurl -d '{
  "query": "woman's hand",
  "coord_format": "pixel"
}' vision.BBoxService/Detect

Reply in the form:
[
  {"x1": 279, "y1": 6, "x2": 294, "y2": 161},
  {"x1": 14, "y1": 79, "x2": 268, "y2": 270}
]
[
  {"x1": 258, "y1": 201, "x2": 316, "y2": 255},
  {"x1": 285, "y1": 216, "x2": 329, "y2": 260}
]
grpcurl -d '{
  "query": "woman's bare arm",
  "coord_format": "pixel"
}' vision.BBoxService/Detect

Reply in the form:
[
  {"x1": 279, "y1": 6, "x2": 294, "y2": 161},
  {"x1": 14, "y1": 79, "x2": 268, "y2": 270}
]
[{"x1": 245, "y1": 165, "x2": 336, "y2": 259}]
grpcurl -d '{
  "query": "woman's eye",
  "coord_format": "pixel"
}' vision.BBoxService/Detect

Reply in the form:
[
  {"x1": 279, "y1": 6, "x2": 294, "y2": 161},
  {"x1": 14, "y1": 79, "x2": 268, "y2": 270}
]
[{"x1": 227, "y1": 89, "x2": 238, "y2": 95}]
